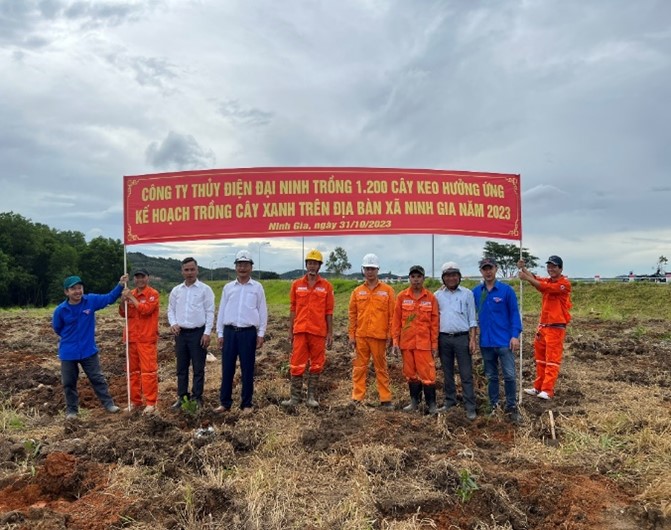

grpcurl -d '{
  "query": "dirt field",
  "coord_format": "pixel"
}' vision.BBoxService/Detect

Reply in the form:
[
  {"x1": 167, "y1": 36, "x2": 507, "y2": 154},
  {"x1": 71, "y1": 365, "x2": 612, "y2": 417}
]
[{"x1": 0, "y1": 309, "x2": 669, "y2": 529}]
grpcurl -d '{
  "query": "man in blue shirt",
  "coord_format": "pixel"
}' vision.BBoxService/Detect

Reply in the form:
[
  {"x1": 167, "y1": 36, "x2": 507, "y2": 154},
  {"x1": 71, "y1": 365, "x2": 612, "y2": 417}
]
[
  {"x1": 472, "y1": 258, "x2": 523, "y2": 423},
  {"x1": 52, "y1": 273, "x2": 128, "y2": 420}
]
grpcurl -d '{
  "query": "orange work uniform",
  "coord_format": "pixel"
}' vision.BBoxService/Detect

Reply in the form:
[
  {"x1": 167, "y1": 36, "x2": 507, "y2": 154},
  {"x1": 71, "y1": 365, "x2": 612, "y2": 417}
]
[
  {"x1": 392, "y1": 287, "x2": 439, "y2": 385},
  {"x1": 531, "y1": 275, "x2": 572, "y2": 397},
  {"x1": 119, "y1": 286, "x2": 160, "y2": 406},
  {"x1": 348, "y1": 281, "x2": 395, "y2": 402},
  {"x1": 289, "y1": 275, "x2": 334, "y2": 376}
]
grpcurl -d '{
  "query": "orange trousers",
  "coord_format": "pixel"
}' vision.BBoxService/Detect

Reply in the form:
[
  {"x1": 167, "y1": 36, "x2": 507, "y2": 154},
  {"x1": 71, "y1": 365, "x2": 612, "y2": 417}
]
[
  {"x1": 401, "y1": 348, "x2": 436, "y2": 385},
  {"x1": 128, "y1": 342, "x2": 159, "y2": 406},
  {"x1": 290, "y1": 333, "x2": 326, "y2": 376},
  {"x1": 532, "y1": 326, "x2": 566, "y2": 397},
  {"x1": 352, "y1": 337, "x2": 391, "y2": 402}
]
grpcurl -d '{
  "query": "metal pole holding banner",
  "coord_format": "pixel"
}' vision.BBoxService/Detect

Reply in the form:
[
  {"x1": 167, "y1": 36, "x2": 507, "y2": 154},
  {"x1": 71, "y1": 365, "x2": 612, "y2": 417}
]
[
  {"x1": 123, "y1": 247, "x2": 131, "y2": 412},
  {"x1": 518, "y1": 240, "x2": 525, "y2": 404}
]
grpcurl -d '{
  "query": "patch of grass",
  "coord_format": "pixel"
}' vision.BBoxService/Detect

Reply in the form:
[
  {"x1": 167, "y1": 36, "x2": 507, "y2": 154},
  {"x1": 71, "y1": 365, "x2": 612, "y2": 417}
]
[{"x1": 456, "y1": 469, "x2": 479, "y2": 503}]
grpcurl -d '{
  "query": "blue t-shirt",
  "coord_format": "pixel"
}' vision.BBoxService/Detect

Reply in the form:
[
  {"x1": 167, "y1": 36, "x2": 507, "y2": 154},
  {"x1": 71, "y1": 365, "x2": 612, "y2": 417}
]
[
  {"x1": 472, "y1": 281, "x2": 522, "y2": 348},
  {"x1": 52, "y1": 284, "x2": 123, "y2": 361}
]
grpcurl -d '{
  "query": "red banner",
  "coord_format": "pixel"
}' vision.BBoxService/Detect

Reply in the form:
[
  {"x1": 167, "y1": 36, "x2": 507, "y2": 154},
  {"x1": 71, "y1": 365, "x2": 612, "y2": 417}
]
[{"x1": 123, "y1": 167, "x2": 521, "y2": 245}]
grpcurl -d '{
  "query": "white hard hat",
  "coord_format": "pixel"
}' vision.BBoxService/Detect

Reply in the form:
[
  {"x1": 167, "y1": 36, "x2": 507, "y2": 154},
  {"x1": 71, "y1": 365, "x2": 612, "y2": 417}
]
[
  {"x1": 441, "y1": 261, "x2": 461, "y2": 275},
  {"x1": 361, "y1": 253, "x2": 380, "y2": 268},
  {"x1": 235, "y1": 250, "x2": 254, "y2": 264}
]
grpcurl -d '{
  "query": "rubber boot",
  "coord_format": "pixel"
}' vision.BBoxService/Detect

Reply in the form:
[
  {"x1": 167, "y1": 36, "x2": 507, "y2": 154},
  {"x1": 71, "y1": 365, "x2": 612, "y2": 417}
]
[
  {"x1": 402, "y1": 381, "x2": 422, "y2": 412},
  {"x1": 424, "y1": 384, "x2": 437, "y2": 415},
  {"x1": 281, "y1": 376, "x2": 302, "y2": 407},
  {"x1": 306, "y1": 373, "x2": 320, "y2": 408}
]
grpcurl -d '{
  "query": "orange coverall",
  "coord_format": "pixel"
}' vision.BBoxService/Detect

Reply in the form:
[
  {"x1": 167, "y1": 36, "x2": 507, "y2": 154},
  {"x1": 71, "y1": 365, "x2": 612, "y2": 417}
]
[
  {"x1": 531, "y1": 275, "x2": 572, "y2": 397},
  {"x1": 392, "y1": 287, "x2": 439, "y2": 385},
  {"x1": 348, "y1": 281, "x2": 395, "y2": 402},
  {"x1": 119, "y1": 286, "x2": 160, "y2": 406},
  {"x1": 289, "y1": 275, "x2": 334, "y2": 376}
]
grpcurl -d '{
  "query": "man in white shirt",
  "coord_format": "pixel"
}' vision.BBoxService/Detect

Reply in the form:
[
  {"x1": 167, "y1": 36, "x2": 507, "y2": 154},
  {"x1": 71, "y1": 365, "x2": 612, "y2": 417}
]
[
  {"x1": 434, "y1": 262, "x2": 478, "y2": 420},
  {"x1": 167, "y1": 257, "x2": 215, "y2": 409},
  {"x1": 215, "y1": 250, "x2": 268, "y2": 414}
]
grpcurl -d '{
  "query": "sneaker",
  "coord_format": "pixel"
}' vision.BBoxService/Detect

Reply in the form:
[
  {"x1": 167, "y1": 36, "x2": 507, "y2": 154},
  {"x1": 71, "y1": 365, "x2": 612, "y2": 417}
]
[
  {"x1": 379, "y1": 401, "x2": 394, "y2": 411},
  {"x1": 466, "y1": 410, "x2": 477, "y2": 421},
  {"x1": 213, "y1": 405, "x2": 230, "y2": 414},
  {"x1": 65, "y1": 412, "x2": 78, "y2": 420},
  {"x1": 488, "y1": 404, "x2": 500, "y2": 417},
  {"x1": 524, "y1": 388, "x2": 539, "y2": 396},
  {"x1": 106, "y1": 405, "x2": 120, "y2": 413},
  {"x1": 206, "y1": 352, "x2": 217, "y2": 363},
  {"x1": 507, "y1": 408, "x2": 522, "y2": 424},
  {"x1": 171, "y1": 399, "x2": 183, "y2": 410},
  {"x1": 143, "y1": 405, "x2": 156, "y2": 415},
  {"x1": 537, "y1": 391, "x2": 551, "y2": 400},
  {"x1": 240, "y1": 407, "x2": 254, "y2": 415}
]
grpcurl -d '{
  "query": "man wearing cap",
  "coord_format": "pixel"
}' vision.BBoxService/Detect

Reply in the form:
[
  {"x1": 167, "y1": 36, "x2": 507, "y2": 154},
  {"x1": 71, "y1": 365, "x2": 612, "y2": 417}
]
[
  {"x1": 518, "y1": 255, "x2": 572, "y2": 399},
  {"x1": 215, "y1": 250, "x2": 268, "y2": 414},
  {"x1": 434, "y1": 262, "x2": 478, "y2": 420},
  {"x1": 52, "y1": 273, "x2": 129, "y2": 420},
  {"x1": 472, "y1": 258, "x2": 522, "y2": 423},
  {"x1": 348, "y1": 253, "x2": 395, "y2": 410},
  {"x1": 167, "y1": 257, "x2": 215, "y2": 409},
  {"x1": 282, "y1": 249, "x2": 334, "y2": 408},
  {"x1": 392, "y1": 265, "x2": 439, "y2": 414},
  {"x1": 119, "y1": 269, "x2": 160, "y2": 414}
]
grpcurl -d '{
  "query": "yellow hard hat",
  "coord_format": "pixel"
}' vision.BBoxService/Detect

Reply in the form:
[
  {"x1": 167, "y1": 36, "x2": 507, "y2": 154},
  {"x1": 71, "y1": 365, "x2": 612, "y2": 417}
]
[{"x1": 305, "y1": 249, "x2": 323, "y2": 263}]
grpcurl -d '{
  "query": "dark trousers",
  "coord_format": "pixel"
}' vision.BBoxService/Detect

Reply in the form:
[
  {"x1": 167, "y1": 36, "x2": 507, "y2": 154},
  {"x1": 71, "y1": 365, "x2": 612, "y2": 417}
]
[
  {"x1": 60, "y1": 353, "x2": 114, "y2": 414},
  {"x1": 220, "y1": 326, "x2": 257, "y2": 409},
  {"x1": 481, "y1": 346, "x2": 517, "y2": 410},
  {"x1": 175, "y1": 327, "x2": 207, "y2": 401},
  {"x1": 439, "y1": 333, "x2": 476, "y2": 412}
]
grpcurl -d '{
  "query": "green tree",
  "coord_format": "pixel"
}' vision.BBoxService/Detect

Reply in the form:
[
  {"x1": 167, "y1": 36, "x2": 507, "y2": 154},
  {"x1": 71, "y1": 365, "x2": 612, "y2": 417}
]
[
  {"x1": 482, "y1": 241, "x2": 538, "y2": 278},
  {"x1": 655, "y1": 255, "x2": 668, "y2": 275},
  {"x1": 325, "y1": 247, "x2": 351, "y2": 276},
  {"x1": 78, "y1": 237, "x2": 124, "y2": 294}
]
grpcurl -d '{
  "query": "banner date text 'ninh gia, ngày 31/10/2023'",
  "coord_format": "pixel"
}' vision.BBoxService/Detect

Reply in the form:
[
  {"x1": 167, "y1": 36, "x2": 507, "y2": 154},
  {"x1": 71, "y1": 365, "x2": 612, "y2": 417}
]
[{"x1": 123, "y1": 167, "x2": 521, "y2": 245}]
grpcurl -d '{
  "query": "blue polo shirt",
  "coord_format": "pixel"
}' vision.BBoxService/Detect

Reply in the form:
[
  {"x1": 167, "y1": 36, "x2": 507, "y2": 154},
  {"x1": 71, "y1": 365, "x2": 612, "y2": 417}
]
[
  {"x1": 52, "y1": 284, "x2": 123, "y2": 361},
  {"x1": 472, "y1": 280, "x2": 522, "y2": 348}
]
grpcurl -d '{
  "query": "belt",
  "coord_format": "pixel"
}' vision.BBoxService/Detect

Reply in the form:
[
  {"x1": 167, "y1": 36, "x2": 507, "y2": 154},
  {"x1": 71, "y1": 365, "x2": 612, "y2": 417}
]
[
  {"x1": 440, "y1": 331, "x2": 469, "y2": 337},
  {"x1": 225, "y1": 325, "x2": 255, "y2": 332},
  {"x1": 539, "y1": 323, "x2": 567, "y2": 329},
  {"x1": 180, "y1": 326, "x2": 205, "y2": 333}
]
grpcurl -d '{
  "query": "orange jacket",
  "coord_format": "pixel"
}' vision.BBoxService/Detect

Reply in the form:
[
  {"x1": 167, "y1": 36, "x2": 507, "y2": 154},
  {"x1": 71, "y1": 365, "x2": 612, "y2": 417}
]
[
  {"x1": 535, "y1": 275, "x2": 572, "y2": 324},
  {"x1": 119, "y1": 286, "x2": 160, "y2": 343},
  {"x1": 392, "y1": 287, "x2": 439, "y2": 351},
  {"x1": 290, "y1": 275, "x2": 334, "y2": 337},
  {"x1": 348, "y1": 281, "x2": 395, "y2": 340}
]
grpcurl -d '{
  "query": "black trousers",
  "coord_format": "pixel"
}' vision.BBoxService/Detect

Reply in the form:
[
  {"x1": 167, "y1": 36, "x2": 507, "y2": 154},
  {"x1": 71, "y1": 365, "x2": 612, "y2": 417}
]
[{"x1": 175, "y1": 327, "x2": 207, "y2": 401}]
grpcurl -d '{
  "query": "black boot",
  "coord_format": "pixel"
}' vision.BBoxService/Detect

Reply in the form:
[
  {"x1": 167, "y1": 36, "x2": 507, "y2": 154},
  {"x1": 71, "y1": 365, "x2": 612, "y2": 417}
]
[
  {"x1": 424, "y1": 384, "x2": 437, "y2": 415},
  {"x1": 402, "y1": 381, "x2": 422, "y2": 412}
]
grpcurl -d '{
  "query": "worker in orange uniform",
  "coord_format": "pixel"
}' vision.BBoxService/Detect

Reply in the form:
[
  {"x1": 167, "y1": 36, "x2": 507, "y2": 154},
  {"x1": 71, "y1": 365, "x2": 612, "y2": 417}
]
[
  {"x1": 392, "y1": 265, "x2": 440, "y2": 414},
  {"x1": 119, "y1": 269, "x2": 160, "y2": 414},
  {"x1": 348, "y1": 253, "x2": 395, "y2": 410},
  {"x1": 282, "y1": 249, "x2": 334, "y2": 408},
  {"x1": 517, "y1": 255, "x2": 572, "y2": 400}
]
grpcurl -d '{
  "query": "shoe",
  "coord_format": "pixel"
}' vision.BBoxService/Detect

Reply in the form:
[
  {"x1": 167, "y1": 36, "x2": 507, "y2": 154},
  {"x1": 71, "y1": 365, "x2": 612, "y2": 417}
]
[
  {"x1": 241, "y1": 407, "x2": 254, "y2": 415},
  {"x1": 379, "y1": 401, "x2": 393, "y2": 411},
  {"x1": 143, "y1": 405, "x2": 156, "y2": 415},
  {"x1": 106, "y1": 405, "x2": 120, "y2": 413},
  {"x1": 65, "y1": 412, "x2": 78, "y2": 420},
  {"x1": 206, "y1": 352, "x2": 217, "y2": 362},
  {"x1": 537, "y1": 391, "x2": 551, "y2": 400},
  {"x1": 466, "y1": 410, "x2": 477, "y2": 421},
  {"x1": 213, "y1": 405, "x2": 230, "y2": 414},
  {"x1": 524, "y1": 388, "x2": 539, "y2": 396},
  {"x1": 171, "y1": 398, "x2": 183, "y2": 410},
  {"x1": 507, "y1": 409, "x2": 522, "y2": 424},
  {"x1": 488, "y1": 404, "x2": 500, "y2": 417}
]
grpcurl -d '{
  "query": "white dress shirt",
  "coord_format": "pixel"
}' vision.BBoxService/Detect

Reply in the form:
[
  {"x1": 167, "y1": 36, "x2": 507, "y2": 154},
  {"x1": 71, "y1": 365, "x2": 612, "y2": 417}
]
[
  {"x1": 168, "y1": 280, "x2": 215, "y2": 334},
  {"x1": 216, "y1": 278, "x2": 268, "y2": 338},
  {"x1": 434, "y1": 285, "x2": 478, "y2": 333}
]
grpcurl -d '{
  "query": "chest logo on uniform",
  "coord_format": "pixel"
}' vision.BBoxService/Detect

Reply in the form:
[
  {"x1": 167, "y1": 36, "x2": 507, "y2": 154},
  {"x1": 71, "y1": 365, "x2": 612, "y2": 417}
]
[
  {"x1": 493, "y1": 297, "x2": 503, "y2": 303},
  {"x1": 315, "y1": 287, "x2": 326, "y2": 293},
  {"x1": 297, "y1": 287, "x2": 309, "y2": 293},
  {"x1": 402, "y1": 299, "x2": 414, "y2": 307},
  {"x1": 375, "y1": 291, "x2": 388, "y2": 297},
  {"x1": 419, "y1": 301, "x2": 432, "y2": 309},
  {"x1": 83, "y1": 309, "x2": 91, "y2": 315}
]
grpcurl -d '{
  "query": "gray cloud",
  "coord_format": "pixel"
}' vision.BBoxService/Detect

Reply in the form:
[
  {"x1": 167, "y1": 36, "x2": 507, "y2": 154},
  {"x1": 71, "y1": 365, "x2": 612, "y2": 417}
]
[{"x1": 146, "y1": 131, "x2": 216, "y2": 170}]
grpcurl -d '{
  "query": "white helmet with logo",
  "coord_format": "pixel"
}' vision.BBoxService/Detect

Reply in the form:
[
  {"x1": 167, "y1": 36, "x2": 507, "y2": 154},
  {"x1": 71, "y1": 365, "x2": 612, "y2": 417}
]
[
  {"x1": 235, "y1": 250, "x2": 254, "y2": 264},
  {"x1": 361, "y1": 253, "x2": 380, "y2": 269},
  {"x1": 441, "y1": 261, "x2": 461, "y2": 275}
]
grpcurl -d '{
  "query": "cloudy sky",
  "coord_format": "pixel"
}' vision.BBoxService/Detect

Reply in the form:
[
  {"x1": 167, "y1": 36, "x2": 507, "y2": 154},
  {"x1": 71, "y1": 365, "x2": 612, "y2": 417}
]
[{"x1": 1, "y1": 0, "x2": 670, "y2": 278}]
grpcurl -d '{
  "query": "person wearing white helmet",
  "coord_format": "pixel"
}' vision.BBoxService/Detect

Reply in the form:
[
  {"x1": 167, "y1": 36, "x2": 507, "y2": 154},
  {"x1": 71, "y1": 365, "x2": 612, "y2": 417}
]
[
  {"x1": 434, "y1": 261, "x2": 478, "y2": 420},
  {"x1": 214, "y1": 250, "x2": 268, "y2": 415},
  {"x1": 282, "y1": 249, "x2": 334, "y2": 408},
  {"x1": 348, "y1": 253, "x2": 395, "y2": 410}
]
